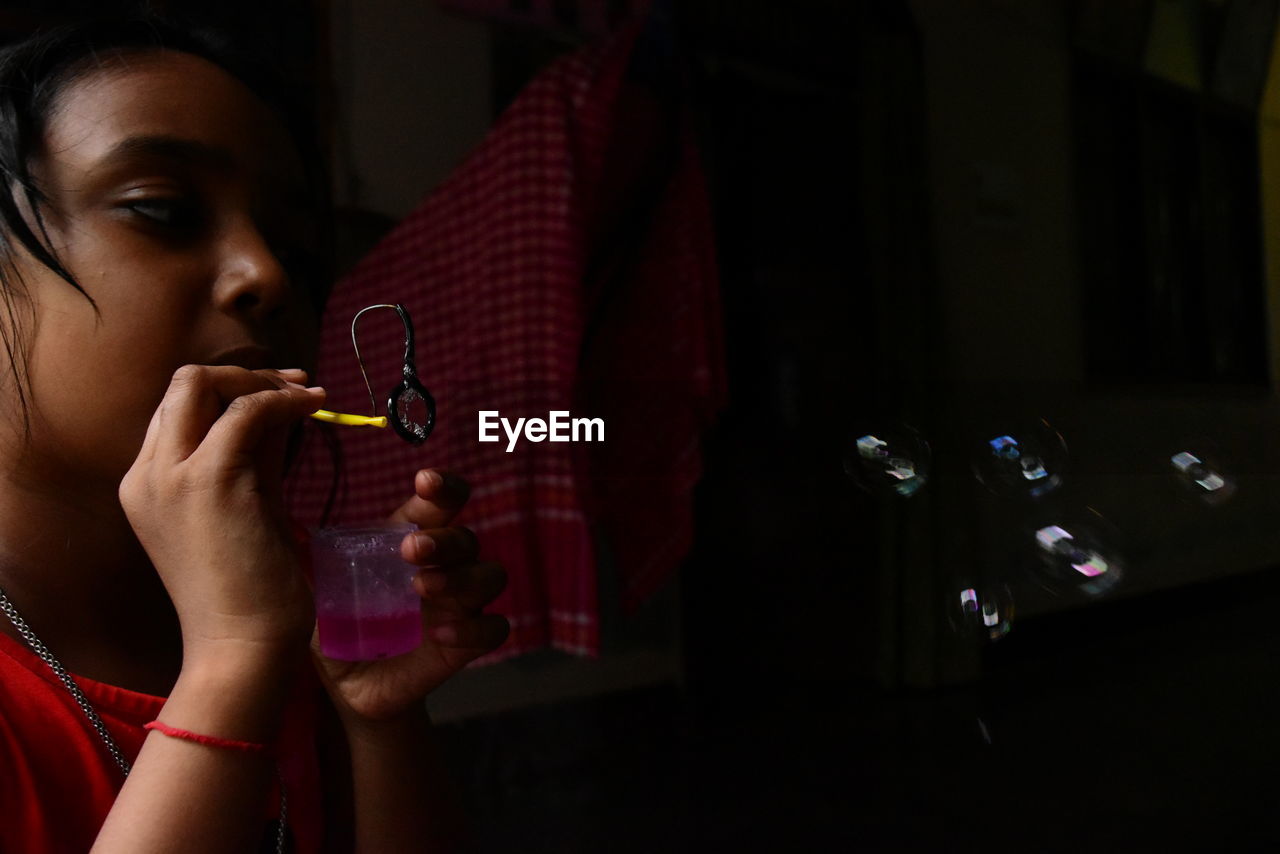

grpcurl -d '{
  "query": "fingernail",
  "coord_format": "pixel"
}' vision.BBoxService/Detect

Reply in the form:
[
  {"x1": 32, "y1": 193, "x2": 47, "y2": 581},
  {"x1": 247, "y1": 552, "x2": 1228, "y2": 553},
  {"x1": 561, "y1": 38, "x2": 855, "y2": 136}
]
[
  {"x1": 421, "y1": 470, "x2": 443, "y2": 490},
  {"x1": 305, "y1": 386, "x2": 325, "y2": 394},
  {"x1": 419, "y1": 570, "x2": 447, "y2": 592},
  {"x1": 285, "y1": 381, "x2": 307, "y2": 390},
  {"x1": 415, "y1": 533, "x2": 436, "y2": 559},
  {"x1": 429, "y1": 624, "x2": 457, "y2": 644}
]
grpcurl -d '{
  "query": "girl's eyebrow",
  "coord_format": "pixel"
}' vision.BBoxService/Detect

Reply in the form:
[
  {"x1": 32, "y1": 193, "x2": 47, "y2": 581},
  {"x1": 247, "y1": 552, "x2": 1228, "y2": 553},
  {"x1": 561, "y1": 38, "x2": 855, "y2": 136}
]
[
  {"x1": 98, "y1": 134, "x2": 236, "y2": 171},
  {"x1": 95, "y1": 133, "x2": 311, "y2": 206}
]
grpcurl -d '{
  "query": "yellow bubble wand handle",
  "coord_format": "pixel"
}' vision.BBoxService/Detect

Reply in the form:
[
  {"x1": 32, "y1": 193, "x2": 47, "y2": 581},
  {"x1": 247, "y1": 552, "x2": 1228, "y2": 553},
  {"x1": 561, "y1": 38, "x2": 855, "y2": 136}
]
[{"x1": 309, "y1": 409, "x2": 388, "y2": 428}]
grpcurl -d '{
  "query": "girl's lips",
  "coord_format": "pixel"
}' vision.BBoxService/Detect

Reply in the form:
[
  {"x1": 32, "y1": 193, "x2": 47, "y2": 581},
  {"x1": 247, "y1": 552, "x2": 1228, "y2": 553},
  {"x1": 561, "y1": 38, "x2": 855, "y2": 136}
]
[{"x1": 204, "y1": 345, "x2": 274, "y2": 370}]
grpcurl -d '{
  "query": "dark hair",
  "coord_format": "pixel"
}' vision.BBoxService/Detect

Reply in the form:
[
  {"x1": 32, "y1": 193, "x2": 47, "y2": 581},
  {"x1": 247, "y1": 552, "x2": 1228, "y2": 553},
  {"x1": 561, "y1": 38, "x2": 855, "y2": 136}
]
[{"x1": 0, "y1": 13, "x2": 333, "y2": 429}]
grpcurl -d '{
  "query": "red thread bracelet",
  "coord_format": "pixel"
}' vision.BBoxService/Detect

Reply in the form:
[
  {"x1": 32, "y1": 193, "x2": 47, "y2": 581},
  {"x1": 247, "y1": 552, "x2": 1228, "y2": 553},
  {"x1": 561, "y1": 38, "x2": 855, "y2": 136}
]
[{"x1": 144, "y1": 720, "x2": 274, "y2": 757}]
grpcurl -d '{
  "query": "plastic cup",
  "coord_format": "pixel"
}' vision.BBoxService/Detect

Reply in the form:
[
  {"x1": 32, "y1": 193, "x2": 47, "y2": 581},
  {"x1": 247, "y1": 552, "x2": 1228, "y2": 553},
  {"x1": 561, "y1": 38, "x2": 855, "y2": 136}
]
[{"x1": 310, "y1": 522, "x2": 422, "y2": 661}]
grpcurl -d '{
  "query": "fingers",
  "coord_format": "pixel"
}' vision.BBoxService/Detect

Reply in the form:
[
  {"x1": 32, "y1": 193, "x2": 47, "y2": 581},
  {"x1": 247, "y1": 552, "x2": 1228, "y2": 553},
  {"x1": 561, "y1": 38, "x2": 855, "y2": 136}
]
[
  {"x1": 425, "y1": 613, "x2": 510, "y2": 651},
  {"x1": 148, "y1": 365, "x2": 317, "y2": 463},
  {"x1": 387, "y1": 472, "x2": 509, "y2": 659},
  {"x1": 387, "y1": 469, "x2": 471, "y2": 529},
  {"x1": 414, "y1": 561, "x2": 506, "y2": 611},
  {"x1": 402, "y1": 525, "x2": 480, "y2": 566},
  {"x1": 198, "y1": 385, "x2": 325, "y2": 470}
]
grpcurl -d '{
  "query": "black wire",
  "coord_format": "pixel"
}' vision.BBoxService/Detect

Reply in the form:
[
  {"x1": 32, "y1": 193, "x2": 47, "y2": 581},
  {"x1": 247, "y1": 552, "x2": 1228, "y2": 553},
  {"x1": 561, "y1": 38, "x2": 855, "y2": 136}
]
[{"x1": 318, "y1": 421, "x2": 345, "y2": 528}]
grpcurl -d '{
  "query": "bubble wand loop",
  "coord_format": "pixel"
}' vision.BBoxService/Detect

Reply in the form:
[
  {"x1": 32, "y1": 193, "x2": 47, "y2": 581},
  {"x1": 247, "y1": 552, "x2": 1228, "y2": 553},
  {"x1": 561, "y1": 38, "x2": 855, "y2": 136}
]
[{"x1": 308, "y1": 303, "x2": 436, "y2": 445}]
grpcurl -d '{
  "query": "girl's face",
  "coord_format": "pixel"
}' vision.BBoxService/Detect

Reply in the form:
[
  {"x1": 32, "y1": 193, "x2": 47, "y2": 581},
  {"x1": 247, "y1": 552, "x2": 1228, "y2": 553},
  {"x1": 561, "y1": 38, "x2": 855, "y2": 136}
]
[{"x1": 10, "y1": 50, "x2": 321, "y2": 485}]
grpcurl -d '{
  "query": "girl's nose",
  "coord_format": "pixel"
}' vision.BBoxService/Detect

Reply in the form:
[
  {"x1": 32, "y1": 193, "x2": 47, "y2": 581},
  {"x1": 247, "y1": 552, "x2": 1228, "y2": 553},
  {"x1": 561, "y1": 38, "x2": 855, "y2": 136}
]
[{"x1": 211, "y1": 219, "x2": 290, "y2": 319}]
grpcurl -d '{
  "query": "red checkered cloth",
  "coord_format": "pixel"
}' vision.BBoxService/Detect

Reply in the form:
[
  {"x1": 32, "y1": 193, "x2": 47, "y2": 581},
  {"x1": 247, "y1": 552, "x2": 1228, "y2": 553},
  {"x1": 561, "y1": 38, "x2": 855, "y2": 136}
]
[{"x1": 285, "y1": 19, "x2": 724, "y2": 663}]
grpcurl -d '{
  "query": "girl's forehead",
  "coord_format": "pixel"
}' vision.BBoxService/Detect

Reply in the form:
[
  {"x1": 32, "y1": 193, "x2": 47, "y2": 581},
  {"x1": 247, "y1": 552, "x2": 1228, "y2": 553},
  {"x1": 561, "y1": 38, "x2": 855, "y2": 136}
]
[{"x1": 45, "y1": 50, "x2": 300, "y2": 184}]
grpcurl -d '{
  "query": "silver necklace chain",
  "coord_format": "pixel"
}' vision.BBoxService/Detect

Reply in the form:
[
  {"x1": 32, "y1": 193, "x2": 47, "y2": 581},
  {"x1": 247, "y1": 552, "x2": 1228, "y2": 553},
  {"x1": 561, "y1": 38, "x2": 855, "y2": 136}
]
[
  {"x1": 0, "y1": 585, "x2": 132, "y2": 775},
  {"x1": 0, "y1": 584, "x2": 287, "y2": 853}
]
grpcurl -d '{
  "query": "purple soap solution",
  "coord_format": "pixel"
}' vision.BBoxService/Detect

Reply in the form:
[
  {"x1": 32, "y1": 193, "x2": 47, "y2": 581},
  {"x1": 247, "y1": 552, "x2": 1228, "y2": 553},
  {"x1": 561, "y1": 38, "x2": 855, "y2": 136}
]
[
  {"x1": 317, "y1": 609, "x2": 422, "y2": 661},
  {"x1": 311, "y1": 523, "x2": 422, "y2": 661}
]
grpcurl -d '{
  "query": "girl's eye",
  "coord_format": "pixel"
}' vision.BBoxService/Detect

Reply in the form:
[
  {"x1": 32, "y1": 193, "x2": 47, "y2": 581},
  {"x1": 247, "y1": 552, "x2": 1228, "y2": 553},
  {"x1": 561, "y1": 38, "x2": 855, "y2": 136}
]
[{"x1": 123, "y1": 198, "x2": 201, "y2": 229}]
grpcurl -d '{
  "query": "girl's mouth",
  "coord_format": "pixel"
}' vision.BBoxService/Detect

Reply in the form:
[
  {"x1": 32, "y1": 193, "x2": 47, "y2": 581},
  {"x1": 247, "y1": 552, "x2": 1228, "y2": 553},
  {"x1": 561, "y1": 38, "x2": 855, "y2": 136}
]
[{"x1": 204, "y1": 345, "x2": 274, "y2": 370}]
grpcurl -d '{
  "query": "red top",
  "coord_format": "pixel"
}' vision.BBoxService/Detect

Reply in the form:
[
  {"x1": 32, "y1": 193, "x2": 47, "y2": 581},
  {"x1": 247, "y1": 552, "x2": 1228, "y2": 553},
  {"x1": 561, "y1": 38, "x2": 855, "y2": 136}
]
[{"x1": 0, "y1": 631, "x2": 326, "y2": 853}]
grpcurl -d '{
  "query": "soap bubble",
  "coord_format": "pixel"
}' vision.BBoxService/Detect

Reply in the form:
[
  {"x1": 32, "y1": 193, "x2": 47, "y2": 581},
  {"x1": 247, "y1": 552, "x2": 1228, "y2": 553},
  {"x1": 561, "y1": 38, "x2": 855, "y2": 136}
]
[
  {"x1": 972, "y1": 419, "x2": 1067, "y2": 500},
  {"x1": 842, "y1": 424, "x2": 930, "y2": 498},
  {"x1": 1029, "y1": 516, "x2": 1124, "y2": 598},
  {"x1": 947, "y1": 583, "x2": 1014, "y2": 641},
  {"x1": 1169, "y1": 448, "x2": 1235, "y2": 506}
]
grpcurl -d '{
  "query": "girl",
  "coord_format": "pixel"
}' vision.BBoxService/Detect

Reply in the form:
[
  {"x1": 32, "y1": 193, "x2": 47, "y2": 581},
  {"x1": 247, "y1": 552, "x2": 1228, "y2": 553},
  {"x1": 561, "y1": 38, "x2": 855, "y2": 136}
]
[{"x1": 0, "y1": 14, "x2": 509, "y2": 853}]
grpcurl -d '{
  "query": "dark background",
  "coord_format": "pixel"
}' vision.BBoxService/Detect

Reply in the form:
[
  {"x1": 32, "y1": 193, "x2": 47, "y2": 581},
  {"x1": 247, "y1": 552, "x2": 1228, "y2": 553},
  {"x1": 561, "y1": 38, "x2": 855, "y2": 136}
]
[{"x1": 15, "y1": 0, "x2": 1280, "y2": 850}]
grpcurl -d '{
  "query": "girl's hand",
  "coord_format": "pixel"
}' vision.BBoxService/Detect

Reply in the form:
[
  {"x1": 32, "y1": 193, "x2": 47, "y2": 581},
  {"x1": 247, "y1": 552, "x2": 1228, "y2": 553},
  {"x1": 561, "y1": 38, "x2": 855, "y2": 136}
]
[
  {"x1": 119, "y1": 365, "x2": 325, "y2": 669},
  {"x1": 312, "y1": 469, "x2": 510, "y2": 723}
]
